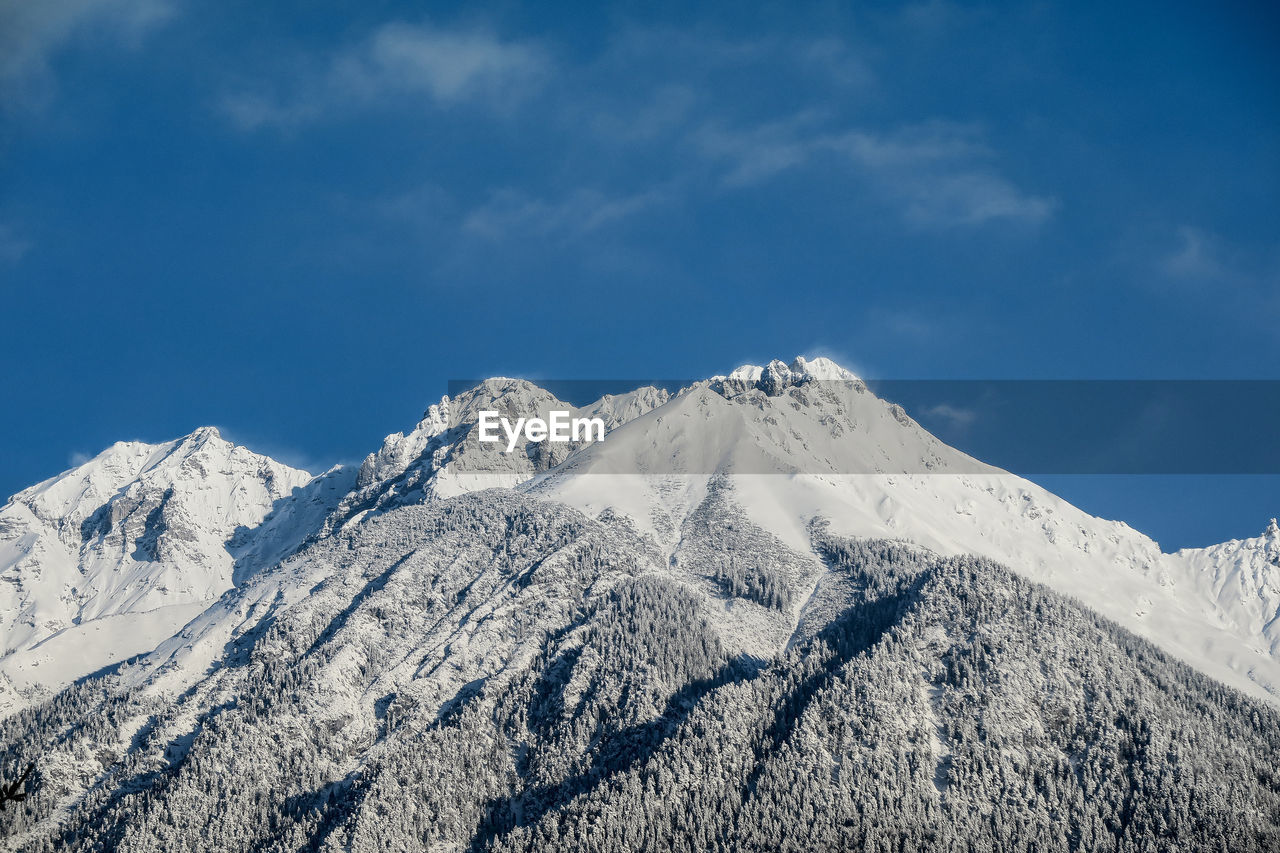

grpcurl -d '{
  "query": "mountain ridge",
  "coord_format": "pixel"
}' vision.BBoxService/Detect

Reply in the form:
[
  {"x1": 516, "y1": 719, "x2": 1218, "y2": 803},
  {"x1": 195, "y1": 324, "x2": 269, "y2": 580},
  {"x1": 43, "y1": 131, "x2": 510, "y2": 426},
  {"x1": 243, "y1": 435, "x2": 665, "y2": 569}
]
[
  {"x1": 0, "y1": 356, "x2": 1276, "y2": 717},
  {"x1": 2, "y1": 356, "x2": 1279, "y2": 850}
]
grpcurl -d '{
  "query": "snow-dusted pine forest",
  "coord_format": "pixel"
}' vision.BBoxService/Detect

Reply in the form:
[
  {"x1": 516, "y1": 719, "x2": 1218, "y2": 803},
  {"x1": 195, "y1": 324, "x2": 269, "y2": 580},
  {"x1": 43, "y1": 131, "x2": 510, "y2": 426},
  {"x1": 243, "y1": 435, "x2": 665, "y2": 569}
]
[{"x1": 0, "y1": 493, "x2": 1277, "y2": 851}]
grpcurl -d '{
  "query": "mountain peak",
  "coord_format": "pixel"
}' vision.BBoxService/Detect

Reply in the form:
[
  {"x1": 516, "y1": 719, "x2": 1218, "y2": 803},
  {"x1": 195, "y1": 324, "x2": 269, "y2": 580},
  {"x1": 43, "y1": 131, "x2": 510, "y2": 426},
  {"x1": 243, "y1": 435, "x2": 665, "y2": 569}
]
[
  {"x1": 186, "y1": 425, "x2": 223, "y2": 443},
  {"x1": 716, "y1": 355, "x2": 862, "y2": 398},
  {"x1": 790, "y1": 355, "x2": 859, "y2": 381},
  {"x1": 1267, "y1": 518, "x2": 1279, "y2": 539},
  {"x1": 0, "y1": 428, "x2": 316, "y2": 712},
  {"x1": 724, "y1": 355, "x2": 859, "y2": 387},
  {"x1": 163, "y1": 426, "x2": 229, "y2": 457}
]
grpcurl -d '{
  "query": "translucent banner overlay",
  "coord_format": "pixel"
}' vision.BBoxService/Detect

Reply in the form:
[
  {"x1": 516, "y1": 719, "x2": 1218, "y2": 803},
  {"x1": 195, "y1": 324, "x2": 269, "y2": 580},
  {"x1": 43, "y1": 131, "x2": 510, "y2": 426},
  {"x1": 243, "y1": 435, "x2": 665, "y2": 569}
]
[{"x1": 444, "y1": 378, "x2": 1280, "y2": 475}]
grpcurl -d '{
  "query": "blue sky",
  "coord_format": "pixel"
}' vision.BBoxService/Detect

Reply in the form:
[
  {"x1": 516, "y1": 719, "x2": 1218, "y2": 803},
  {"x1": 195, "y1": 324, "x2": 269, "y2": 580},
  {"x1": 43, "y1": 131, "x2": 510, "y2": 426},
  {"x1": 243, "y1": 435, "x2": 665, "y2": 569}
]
[{"x1": 1, "y1": 0, "x2": 1277, "y2": 549}]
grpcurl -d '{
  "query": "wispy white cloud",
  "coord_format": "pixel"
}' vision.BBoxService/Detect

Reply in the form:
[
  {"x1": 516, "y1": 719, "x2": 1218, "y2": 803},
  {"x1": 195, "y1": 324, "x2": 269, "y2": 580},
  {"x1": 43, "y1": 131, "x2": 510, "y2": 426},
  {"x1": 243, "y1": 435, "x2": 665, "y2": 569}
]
[
  {"x1": 1154, "y1": 225, "x2": 1280, "y2": 331},
  {"x1": 894, "y1": 171, "x2": 1055, "y2": 227},
  {"x1": 587, "y1": 84, "x2": 699, "y2": 144},
  {"x1": 896, "y1": 0, "x2": 969, "y2": 36},
  {"x1": 795, "y1": 37, "x2": 876, "y2": 89},
  {"x1": 0, "y1": 224, "x2": 31, "y2": 263},
  {"x1": 544, "y1": 28, "x2": 875, "y2": 155},
  {"x1": 219, "y1": 22, "x2": 550, "y2": 131},
  {"x1": 824, "y1": 122, "x2": 991, "y2": 168},
  {"x1": 868, "y1": 309, "x2": 938, "y2": 342},
  {"x1": 695, "y1": 116, "x2": 1055, "y2": 227},
  {"x1": 602, "y1": 27, "x2": 874, "y2": 91},
  {"x1": 921, "y1": 402, "x2": 977, "y2": 429},
  {"x1": 372, "y1": 183, "x2": 457, "y2": 227},
  {"x1": 360, "y1": 23, "x2": 546, "y2": 103},
  {"x1": 695, "y1": 112, "x2": 828, "y2": 186},
  {"x1": 1162, "y1": 225, "x2": 1227, "y2": 281},
  {"x1": 461, "y1": 186, "x2": 672, "y2": 242},
  {"x1": 0, "y1": 0, "x2": 174, "y2": 109},
  {"x1": 217, "y1": 92, "x2": 321, "y2": 132}
]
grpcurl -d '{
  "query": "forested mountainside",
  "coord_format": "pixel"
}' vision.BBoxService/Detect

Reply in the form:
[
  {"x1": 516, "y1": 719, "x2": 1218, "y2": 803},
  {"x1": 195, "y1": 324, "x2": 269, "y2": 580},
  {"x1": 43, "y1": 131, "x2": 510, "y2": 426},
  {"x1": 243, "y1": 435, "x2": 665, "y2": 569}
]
[{"x1": 1, "y1": 491, "x2": 1277, "y2": 852}]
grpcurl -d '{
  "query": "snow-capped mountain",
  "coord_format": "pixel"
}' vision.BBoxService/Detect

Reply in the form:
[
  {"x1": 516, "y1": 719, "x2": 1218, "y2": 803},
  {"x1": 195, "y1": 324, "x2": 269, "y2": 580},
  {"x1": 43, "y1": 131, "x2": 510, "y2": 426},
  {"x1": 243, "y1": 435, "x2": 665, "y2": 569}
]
[
  {"x1": 1, "y1": 355, "x2": 1276, "y2": 720},
  {"x1": 3, "y1": 355, "x2": 1280, "y2": 851},
  {"x1": 4, "y1": 453, "x2": 1279, "y2": 851},
  {"x1": 0, "y1": 429, "x2": 327, "y2": 714},
  {"x1": 0, "y1": 380, "x2": 669, "y2": 717},
  {"x1": 531, "y1": 357, "x2": 1280, "y2": 703}
]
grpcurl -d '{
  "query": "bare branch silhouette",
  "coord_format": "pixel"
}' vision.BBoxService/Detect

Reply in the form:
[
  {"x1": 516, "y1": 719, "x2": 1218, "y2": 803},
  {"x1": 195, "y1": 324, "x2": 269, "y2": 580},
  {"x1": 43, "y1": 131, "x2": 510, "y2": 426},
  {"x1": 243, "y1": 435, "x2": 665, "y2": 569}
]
[{"x1": 0, "y1": 762, "x2": 34, "y2": 810}]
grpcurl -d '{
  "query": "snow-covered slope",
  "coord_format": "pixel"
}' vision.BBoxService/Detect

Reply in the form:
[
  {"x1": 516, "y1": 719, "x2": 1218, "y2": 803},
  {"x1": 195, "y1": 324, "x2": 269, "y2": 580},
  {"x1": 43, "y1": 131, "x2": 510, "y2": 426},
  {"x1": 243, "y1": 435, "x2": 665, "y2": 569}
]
[
  {"x1": 0, "y1": 429, "x2": 323, "y2": 713},
  {"x1": 1168, "y1": 519, "x2": 1280, "y2": 652},
  {"x1": 0, "y1": 379, "x2": 671, "y2": 718},
  {"x1": 8, "y1": 491, "x2": 1280, "y2": 852},
  {"x1": 1, "y1": 355, "x2": 1275, "y2": 718},
  {"x1": 5, "y1": 356, "x2": 1280, "y2": 850},
  {"x1": 530, "y1": 357, "x2": 1280, "y2": 704}
]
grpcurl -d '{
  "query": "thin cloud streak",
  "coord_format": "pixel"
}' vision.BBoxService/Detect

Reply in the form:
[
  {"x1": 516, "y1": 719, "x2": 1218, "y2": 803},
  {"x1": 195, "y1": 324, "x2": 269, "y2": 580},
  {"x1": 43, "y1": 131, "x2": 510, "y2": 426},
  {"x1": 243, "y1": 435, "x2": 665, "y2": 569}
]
[
  {"x1": 219, "y1": 22, "x2": 550, "y2": 131},
  {"x1": 0, "y1": 224, "x2": 31, "y2": 263},
  {"x1": 0, "y1": 0, "x2": 175, "y2": 109},
  {"x1": 1163, "y1": 226, "x2": 1227, "y2": 281},
  {"x1": 461, "y1": 186, "x2": 673, "y2": 242},
  {"x1": 1155, "y1": 225, "x2": 1280, "y2": 332},
  {"x1": 921, "y1": 402, "x2": 978, "y2": 429},
  {"x1": 696, "y1": 116, "x2": 1055, "y2": 227}
]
